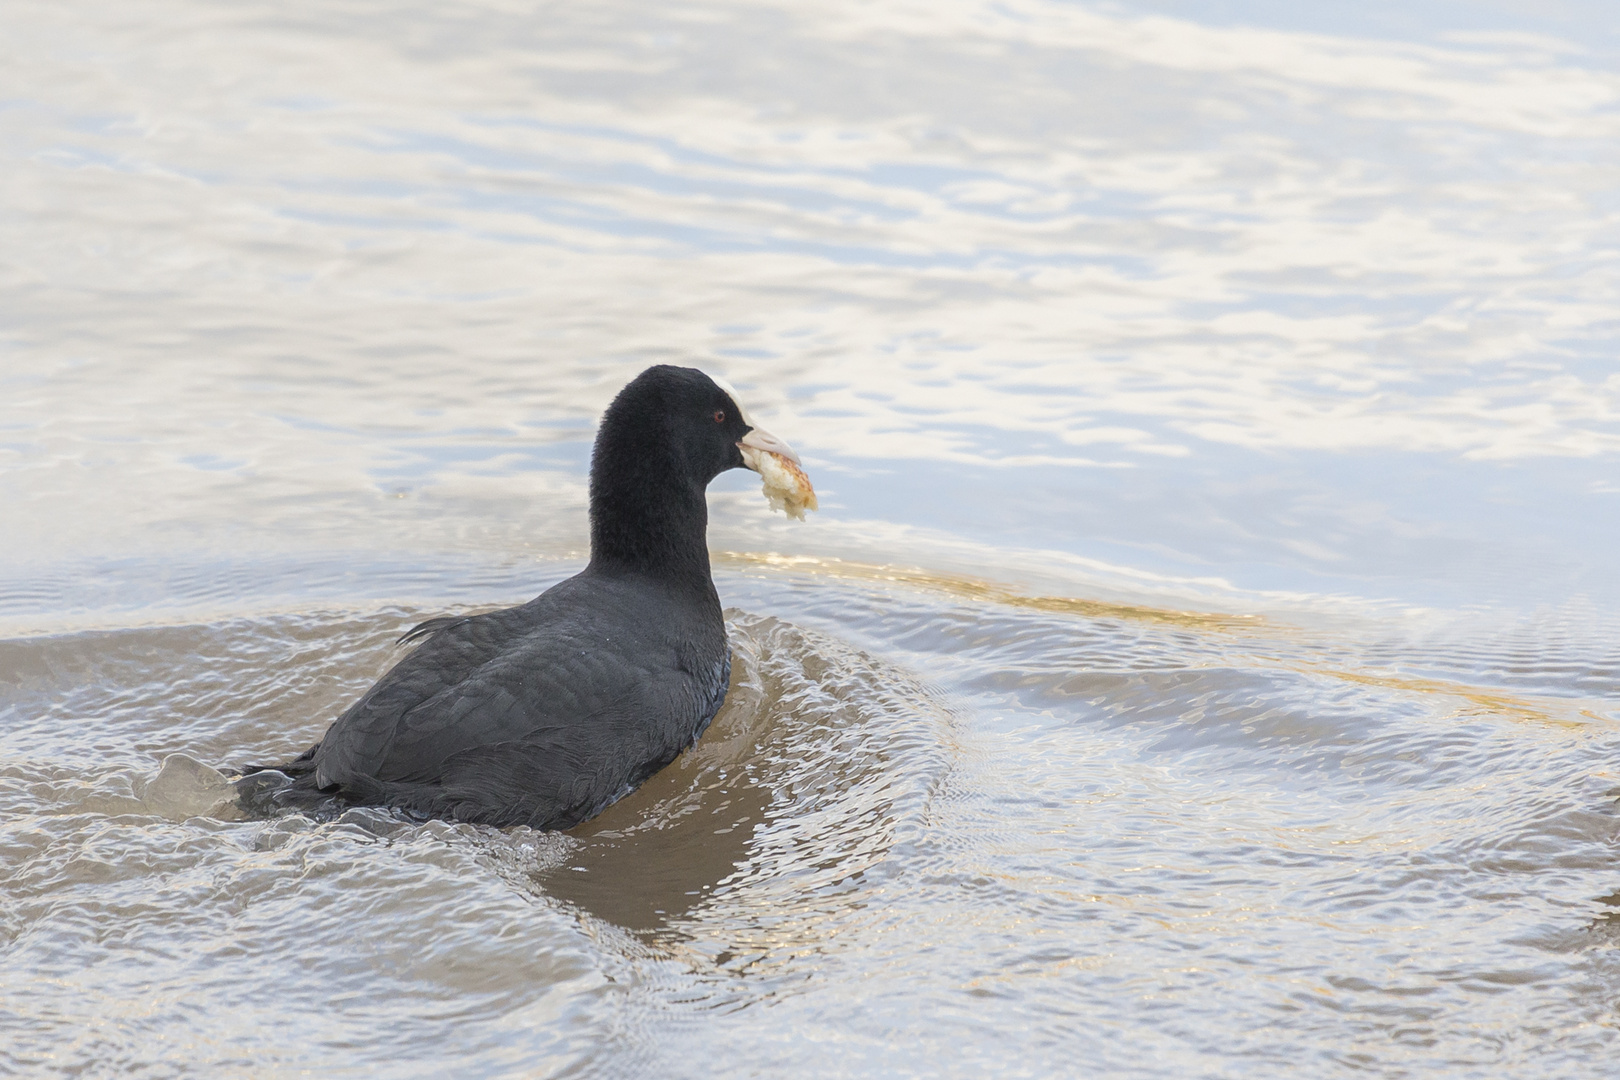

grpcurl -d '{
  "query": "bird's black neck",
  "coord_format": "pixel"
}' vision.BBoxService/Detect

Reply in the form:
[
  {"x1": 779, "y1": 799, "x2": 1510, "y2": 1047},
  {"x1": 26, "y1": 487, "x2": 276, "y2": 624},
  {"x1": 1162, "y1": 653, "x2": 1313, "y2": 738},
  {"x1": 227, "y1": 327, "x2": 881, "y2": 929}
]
[{"x1": 586, "y1": 437, "x2": 716, "y2": 586}]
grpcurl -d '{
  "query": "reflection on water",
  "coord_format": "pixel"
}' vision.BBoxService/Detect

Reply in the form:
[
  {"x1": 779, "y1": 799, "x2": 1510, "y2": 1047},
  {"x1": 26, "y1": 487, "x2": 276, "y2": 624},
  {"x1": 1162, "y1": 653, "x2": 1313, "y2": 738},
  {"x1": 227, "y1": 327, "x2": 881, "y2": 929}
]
[
  {"x1": 541, "y1": 773, "x2": 773, "y2": 934},
  {"x1": 538, "y1": 614, "x2": 950, "y2": 937},
  {"x1": 4, "y1": 0, "x2": 1620, "y2": 1076},
  {"x1": 5, "y1": 0, "x2": 1619, "y2": 612}
]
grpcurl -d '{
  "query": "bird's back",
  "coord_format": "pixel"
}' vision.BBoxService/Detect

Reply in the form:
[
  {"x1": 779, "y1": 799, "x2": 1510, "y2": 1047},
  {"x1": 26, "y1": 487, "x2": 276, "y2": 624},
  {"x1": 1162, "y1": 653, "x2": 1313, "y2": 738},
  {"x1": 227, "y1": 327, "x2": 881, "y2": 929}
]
[{"x1": 298, "y1": 570, "x2": 730, "y2": 828}]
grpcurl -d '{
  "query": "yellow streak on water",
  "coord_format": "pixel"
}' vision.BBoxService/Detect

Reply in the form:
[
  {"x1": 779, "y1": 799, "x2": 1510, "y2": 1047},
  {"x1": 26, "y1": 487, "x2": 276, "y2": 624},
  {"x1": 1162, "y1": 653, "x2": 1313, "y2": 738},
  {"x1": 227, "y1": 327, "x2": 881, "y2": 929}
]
[
  {"x1": 1294, "y1": 666, "x2": 1610, "y2": 730},
  {"x1": 721, "y1": 550, "x2": 1613, "y2": 730},
  {"x1": 717, "y1": 551, "x2": 1267, "y2": 631}
]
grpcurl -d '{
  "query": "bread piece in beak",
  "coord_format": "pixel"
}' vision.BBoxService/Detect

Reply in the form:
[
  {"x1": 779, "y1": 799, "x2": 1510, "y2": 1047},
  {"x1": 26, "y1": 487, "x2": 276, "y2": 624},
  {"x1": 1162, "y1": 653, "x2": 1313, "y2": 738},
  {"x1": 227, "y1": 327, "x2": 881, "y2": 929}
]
[{"x1": 738, "y1": 427, "x2": 817, "y2": 520}]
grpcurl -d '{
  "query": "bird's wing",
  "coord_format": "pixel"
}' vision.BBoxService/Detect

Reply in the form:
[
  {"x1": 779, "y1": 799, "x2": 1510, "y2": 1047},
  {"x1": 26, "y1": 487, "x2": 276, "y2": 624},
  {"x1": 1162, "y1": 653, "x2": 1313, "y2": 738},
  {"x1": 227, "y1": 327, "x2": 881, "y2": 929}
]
[
  {"x1": 311, "y1": 604, "x2": 544, "y2": 788},
  {"x1": 373, "y1": 626, "x2": 686, "y2": 784},
  {"x1": 312, "y1": 586, "x2": 705, "y2": 792},
  {"x1": 414, "y1": 663, "x2": 710, "y2": 829}
]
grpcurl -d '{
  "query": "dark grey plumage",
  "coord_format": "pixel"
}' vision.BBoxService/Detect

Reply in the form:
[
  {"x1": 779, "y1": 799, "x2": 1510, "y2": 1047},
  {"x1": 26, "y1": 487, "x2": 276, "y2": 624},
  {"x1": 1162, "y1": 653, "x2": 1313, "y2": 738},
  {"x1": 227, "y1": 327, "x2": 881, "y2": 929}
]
[{"x1": 243, "y1": 365, "x2": 767, "y2": 829}]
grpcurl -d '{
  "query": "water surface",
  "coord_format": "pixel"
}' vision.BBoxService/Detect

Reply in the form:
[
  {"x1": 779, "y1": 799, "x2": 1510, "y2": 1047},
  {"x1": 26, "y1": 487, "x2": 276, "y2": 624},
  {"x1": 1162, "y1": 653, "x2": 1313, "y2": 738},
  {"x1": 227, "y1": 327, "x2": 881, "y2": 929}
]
[{"x1": 3, "y1": 1, "x2": 1620, "y2": 1076}]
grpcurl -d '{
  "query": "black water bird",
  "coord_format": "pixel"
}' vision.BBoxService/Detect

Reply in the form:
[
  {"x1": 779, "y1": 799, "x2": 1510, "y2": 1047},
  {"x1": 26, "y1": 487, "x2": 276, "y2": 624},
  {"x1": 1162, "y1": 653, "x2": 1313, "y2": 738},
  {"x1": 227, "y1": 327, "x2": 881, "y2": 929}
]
[{"x1": 243, "y1": 365, "x2": 804, "y2": 829}]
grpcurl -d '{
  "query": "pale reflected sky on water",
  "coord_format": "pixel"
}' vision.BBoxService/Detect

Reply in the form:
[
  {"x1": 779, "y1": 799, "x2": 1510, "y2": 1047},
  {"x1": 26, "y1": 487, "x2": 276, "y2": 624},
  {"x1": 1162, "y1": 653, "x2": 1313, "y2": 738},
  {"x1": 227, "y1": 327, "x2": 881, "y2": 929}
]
[{"x1": 3, "y1": 0, "x2": 1618, "y2": 620}]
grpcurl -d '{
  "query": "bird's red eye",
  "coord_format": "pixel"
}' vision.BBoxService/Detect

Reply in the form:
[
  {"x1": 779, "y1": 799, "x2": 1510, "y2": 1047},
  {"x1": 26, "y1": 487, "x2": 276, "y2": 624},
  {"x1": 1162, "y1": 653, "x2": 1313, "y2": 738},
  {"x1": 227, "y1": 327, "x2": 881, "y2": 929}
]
[{"x1": 713, "y1": 410, "x2": 725, "y2": 423}]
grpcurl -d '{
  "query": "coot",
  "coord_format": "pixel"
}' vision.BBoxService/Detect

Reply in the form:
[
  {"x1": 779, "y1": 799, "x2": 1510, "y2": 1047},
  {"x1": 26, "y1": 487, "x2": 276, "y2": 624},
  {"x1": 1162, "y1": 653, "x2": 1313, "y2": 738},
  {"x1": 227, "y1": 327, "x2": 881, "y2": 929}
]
[{"x1": 243, "y1": 365, "x2": 807, "y2": 829}]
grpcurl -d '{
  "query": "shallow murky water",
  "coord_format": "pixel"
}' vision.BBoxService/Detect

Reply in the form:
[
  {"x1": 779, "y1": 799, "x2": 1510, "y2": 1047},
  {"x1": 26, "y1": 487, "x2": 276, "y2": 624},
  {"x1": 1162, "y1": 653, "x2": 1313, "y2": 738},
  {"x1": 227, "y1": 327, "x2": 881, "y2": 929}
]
[{"x1": 4, "y1": 1, "x2": 1620, "y2": 1076}]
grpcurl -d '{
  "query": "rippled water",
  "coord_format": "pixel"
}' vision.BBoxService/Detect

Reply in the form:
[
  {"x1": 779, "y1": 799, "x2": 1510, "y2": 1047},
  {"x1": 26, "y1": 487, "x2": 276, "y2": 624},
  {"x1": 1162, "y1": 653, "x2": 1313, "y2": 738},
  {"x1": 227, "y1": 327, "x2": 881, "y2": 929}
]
[{"x1": 4, "y1": 1, "x2": 1620, "y2": 1076}]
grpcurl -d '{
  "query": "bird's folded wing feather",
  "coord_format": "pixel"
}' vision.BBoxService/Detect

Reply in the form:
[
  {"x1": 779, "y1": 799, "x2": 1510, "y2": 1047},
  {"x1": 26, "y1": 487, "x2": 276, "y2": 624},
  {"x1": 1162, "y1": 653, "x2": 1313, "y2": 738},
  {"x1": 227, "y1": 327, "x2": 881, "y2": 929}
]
[{"x1": 313, "y1": 601, "x2": 688, "y2": 789}]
